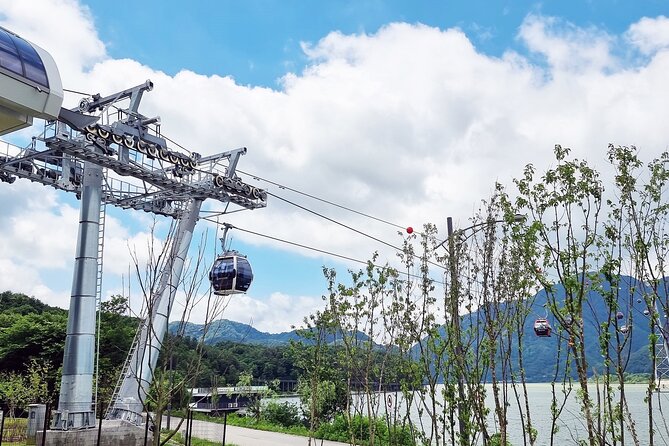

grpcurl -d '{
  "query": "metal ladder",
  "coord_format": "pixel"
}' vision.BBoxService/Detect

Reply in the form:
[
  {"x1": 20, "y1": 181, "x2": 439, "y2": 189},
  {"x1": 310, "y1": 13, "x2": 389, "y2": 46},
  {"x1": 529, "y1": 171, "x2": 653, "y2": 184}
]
[
  {"x1": 94, "y1": 198, "x2": 107, "y2": 416},
  {"x1": 104, "y1": 314, "x2": 145, "y2": 419}
]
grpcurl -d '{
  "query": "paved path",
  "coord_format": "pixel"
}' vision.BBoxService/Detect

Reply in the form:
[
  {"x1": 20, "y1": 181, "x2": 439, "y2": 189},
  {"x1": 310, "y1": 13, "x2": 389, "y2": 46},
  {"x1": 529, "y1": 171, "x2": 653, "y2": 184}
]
[{"x1": 164, "y1": 416, "x2": 349, "y2": 446}]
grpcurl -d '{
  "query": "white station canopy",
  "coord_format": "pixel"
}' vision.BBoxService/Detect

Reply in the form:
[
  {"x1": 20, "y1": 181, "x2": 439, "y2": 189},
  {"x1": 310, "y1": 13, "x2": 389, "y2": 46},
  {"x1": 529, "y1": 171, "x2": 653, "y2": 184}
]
[{"x1": 0, "y1": 26, "x2": 63, "y2": 136}]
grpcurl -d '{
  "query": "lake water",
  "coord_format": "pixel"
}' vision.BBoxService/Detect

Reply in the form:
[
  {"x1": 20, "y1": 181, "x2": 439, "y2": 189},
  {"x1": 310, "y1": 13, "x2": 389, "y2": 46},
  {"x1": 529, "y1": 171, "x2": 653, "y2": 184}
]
[{"x1": 276, "y1": 383, "x2": 669, "y2": 445}]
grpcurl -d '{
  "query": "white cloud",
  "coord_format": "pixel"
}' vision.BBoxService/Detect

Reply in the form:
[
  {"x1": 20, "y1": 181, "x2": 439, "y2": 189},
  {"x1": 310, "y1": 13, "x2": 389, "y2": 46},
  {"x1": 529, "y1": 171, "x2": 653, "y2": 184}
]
[
  {"x1": 518, "y1": 14, "x2": 616, "y2": 73},
  {"x1": 0, "y1": 257, "x2": 69, "y2": 307},
  {"x1": 626, "y1": 16, "x2": 669, "y2": 55},
  {"x1": 219, "y1": 291, "x2": 325, "y2": 333},
  {"x1": 0, "y1": 0, "x2": 106, "y2": 86},
  {"x1": 2, "y1": 3, "x2": 669, "y2": 332},
  {"x1": 0, "y1": 181, "x2": 78, "y2": 271}
]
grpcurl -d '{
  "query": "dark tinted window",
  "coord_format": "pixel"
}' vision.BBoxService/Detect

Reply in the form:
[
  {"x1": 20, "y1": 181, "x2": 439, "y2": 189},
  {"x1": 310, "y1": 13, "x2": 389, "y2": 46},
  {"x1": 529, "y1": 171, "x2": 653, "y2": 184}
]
[
  {"x1": 235, "y1": 258, "x2": 253, "y2": 292},
  {"x1": 23, "y1": 60, "x2": 48, "y2": 86},
  {"x1": 0, "y1": 29, "x2": 17, "y2": 54},
  {"x1": 0, "y1": 27, "x2": 49, "y2": 88},
  {"x1": 0, "y1": 29, "x2": 21, "y2": 74},
  {"x1": 12, "y1": 36, "x2": 48, "y2": 87},
  {"x1": 0, "y1": 49, "x2": 22, "y2": 74},
  {"x1": 210, "y1": 257, "x2": 235, "y2": 292}
]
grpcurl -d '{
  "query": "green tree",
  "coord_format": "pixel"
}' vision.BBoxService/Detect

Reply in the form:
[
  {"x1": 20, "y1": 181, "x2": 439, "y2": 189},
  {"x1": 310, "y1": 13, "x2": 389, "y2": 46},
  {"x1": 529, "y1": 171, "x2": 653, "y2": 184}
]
[
  {"x1": 291, "y1": 304, "x2": 348, "y2": 445},
  {"x1": 0, "y1": 291, "x2": 49, "y2": 314},
  {"x1": 0, "y1": 311, "x2": 66, "y2": 373},
  {"x1": 514, "y1": 144, "x2": 604, "y2": 445},
  {"x1": 24, "y1": 359, "x2": 54, "y2": 404},
  {"x1": 0, "y1": 372, "x2": 29, "y2": 419}
]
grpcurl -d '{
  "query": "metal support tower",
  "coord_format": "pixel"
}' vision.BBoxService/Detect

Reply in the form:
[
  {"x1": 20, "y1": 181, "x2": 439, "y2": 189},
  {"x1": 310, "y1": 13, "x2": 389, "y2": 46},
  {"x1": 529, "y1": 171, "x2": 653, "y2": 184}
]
[
  {"x1": 52, "y1": 160, "x2": 103, "y2": 429},
  {"x1": 0, "y1": 80, "x2": 267, "y2": 429},
  {"x1": 106, "y1": 199, "x2": 202, "y2": 424}
]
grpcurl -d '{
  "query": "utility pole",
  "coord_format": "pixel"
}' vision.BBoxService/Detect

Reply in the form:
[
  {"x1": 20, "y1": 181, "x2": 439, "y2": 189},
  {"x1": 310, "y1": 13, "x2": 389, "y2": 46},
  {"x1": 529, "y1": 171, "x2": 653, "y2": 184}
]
[{"x1": 447, "y1": 216, "x2": 469, "y2": 446}]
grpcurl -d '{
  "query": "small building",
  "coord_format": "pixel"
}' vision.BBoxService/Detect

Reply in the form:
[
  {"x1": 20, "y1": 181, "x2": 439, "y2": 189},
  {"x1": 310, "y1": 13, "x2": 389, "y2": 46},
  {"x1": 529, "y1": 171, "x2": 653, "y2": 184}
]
[{"x1": 188, "y1": 386, "x2": 268, "y2": 412}]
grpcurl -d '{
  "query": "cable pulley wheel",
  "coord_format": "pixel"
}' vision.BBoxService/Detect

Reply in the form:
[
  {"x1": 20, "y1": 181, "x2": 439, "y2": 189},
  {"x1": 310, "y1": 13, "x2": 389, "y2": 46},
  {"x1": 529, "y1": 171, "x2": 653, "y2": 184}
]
[
  {"x1": 147, "y1": 144, "x2": 158, "y2": 158},
  {"x1": 124, "y1": 136, "x2": 136, "y2": 149},
  {"x1": 136, "y1": 140, "x2": 148, "y2": 154}
]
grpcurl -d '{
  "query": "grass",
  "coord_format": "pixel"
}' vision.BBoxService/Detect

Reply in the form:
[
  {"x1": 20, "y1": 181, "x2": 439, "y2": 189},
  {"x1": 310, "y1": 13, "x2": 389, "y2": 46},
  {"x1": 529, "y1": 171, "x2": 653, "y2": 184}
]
[
  {"x1": 168, "y1": 410, "x2": 322, "y2": 444},
  {"x1": 221, "y1": 413, "x2": 310, "y2": 436},
  {"x1": 1, "y1": 417, "x2": 28, "y2": 445},
  {"x1": 161, "y1": 429, "x2": 239, "y2": 446},
  {"x1": 184, "y1": 411, "x2": 311, "y2": 437}
]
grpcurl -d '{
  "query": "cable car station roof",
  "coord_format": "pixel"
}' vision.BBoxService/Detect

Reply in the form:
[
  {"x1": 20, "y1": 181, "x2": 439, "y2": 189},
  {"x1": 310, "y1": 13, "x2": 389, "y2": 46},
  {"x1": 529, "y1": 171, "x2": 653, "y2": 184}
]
[
  {"x1": 0, "y1": 27, "x2": 50, "y2": 88},
  {"x1": 0, "y1": 26, "x2": 63, "y2": 135}
]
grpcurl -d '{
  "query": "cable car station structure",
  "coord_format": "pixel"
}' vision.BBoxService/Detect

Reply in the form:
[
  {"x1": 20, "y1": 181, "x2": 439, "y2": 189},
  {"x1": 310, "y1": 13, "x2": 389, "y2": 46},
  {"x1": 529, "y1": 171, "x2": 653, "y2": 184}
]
[{"x1": 0, "y1": 26, "x2": 266, "y2": 436}]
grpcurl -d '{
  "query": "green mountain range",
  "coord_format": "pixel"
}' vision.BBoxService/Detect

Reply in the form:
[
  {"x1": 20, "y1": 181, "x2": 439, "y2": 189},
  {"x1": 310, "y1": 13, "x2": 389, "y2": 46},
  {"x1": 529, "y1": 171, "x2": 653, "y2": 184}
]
[
  {"x1": 170, "y1": 319, "x2": 301, "y2": 346},
  {"x1": 170, "y1": 274, "x2": 669, "y2": 382}
]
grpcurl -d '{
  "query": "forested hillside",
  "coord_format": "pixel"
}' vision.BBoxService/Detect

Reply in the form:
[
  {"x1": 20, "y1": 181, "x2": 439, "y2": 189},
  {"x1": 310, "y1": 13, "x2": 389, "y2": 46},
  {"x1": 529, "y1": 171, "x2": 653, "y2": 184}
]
[{"x1": 0, "y1": 291, "x2": 300, "y2": 412}]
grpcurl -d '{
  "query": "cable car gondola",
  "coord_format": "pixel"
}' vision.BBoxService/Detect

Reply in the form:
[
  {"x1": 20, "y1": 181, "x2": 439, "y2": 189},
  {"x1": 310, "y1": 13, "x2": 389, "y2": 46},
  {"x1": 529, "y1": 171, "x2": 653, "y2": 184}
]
[
  {"x1": 209, "y1": 224, "x2": 253, "y2": 295},
  {"x1": 616, "y1": 311, "x2": 624, "y2": 320},
  {"x1": 534, "y1": 318, "x2": 552, "y2": 337},
  {"x1": 210, "y1": 252, "x2": 253, "y2": 295}
]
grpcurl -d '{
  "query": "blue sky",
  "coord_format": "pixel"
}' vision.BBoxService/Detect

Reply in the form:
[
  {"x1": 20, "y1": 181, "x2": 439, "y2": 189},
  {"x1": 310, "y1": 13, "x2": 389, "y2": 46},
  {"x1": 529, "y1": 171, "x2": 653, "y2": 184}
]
[
  {"x1": 1, "y1": 0, "x2": 669, "y2": 331},
  {"x1": 84, "y1": 0, "x2": 668, "y2": 86}
]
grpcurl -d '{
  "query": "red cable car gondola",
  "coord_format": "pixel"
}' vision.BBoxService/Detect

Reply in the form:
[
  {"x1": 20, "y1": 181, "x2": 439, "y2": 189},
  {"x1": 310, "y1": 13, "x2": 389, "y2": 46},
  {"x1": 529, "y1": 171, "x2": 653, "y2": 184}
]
[
  {"x1": 534, "y1": 318, "x2": 552, "y2": 337},
  {"x1": 209, "y1": 224, "x2": 253, "y2": 296}
]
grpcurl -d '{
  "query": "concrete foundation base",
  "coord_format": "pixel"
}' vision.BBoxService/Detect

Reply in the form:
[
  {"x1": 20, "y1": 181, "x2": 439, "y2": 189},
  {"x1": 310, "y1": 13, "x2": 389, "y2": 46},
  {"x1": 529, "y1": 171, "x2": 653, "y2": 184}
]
[{"x1": 37, "y1": 419, "x2": 151, "y2": 446}]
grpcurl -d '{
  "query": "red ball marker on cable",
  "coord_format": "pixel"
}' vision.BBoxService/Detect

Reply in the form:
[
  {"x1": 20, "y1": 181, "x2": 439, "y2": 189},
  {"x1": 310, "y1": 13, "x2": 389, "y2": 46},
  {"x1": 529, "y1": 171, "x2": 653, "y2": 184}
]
[{"x1": 406, "y1": 226, "x2": 413, "y2": 234}]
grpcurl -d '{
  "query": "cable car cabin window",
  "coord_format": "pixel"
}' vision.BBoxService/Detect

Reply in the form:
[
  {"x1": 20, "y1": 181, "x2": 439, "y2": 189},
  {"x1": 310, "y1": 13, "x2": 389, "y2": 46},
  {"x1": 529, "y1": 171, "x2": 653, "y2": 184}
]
[
  {"x1": 23, "y1": 61, "x2": 48, "y2": 88},
  {"x1": 0, "y1": 48, "x2": 21, "y2": 75},
  {"x1": 0, "y1": 29, "x2": 18, "y2": 56},
  {"x1": 235, "y1": 258, "x2": 253, "y2": 292},
  {"x1": 0, "y1": 27, "x2": 49, "y2": 88},
  {"x1": 0, "y1": 29, "x2": 15, "y2": 52},
  {"x1": 0, "y1": 30, "x2": 22, "y2": 75},
  {"x1": 12, "y1": 35, "x2": 48, "y2": 88},
  {"x1": 210, "y1": 259, "x2": 235, "y2": 291}
]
